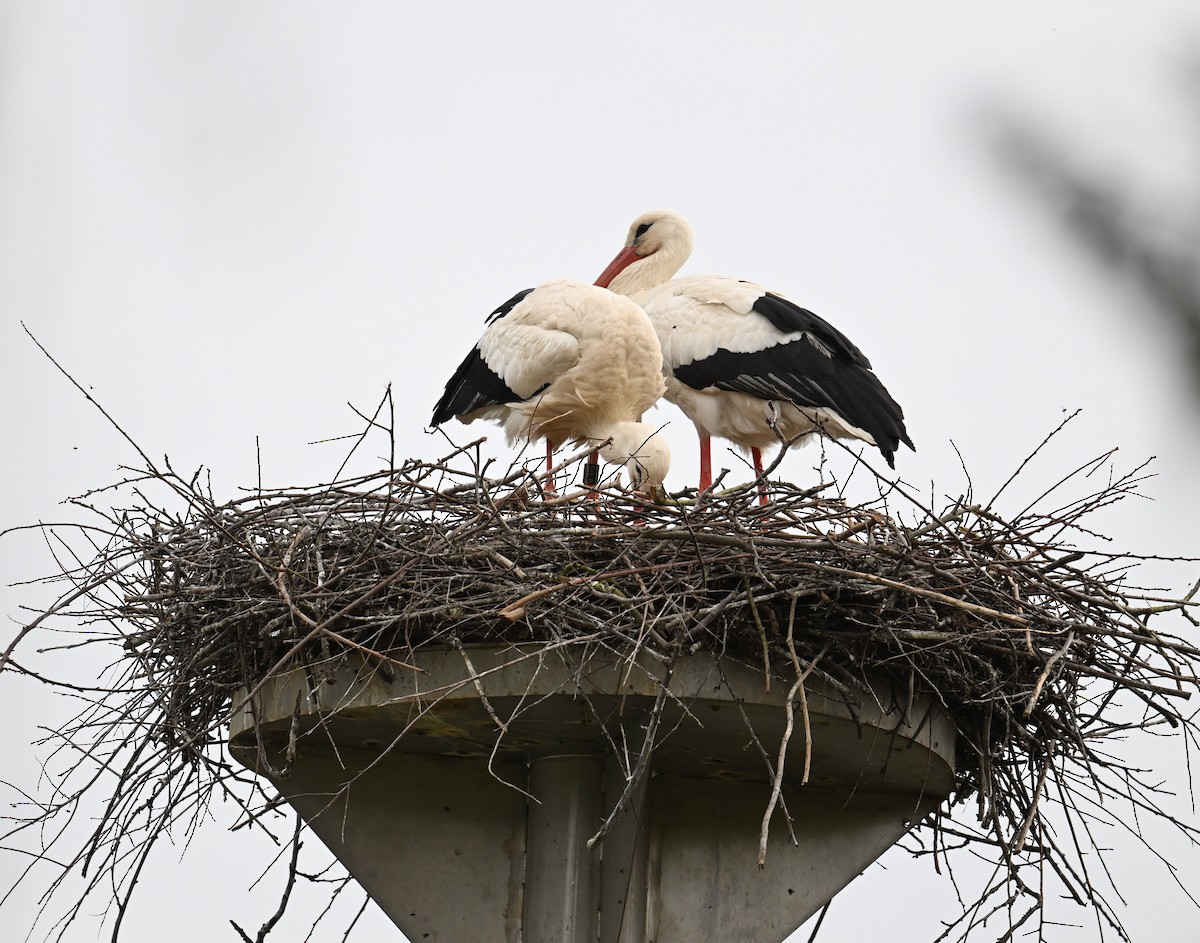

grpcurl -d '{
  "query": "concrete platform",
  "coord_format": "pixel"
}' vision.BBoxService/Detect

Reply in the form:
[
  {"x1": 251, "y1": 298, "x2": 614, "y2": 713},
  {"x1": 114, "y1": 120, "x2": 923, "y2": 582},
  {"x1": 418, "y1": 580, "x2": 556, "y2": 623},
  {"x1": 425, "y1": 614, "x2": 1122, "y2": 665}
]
[{"x1": 229, "y1": 643, "x2": 956, "y2": 943}]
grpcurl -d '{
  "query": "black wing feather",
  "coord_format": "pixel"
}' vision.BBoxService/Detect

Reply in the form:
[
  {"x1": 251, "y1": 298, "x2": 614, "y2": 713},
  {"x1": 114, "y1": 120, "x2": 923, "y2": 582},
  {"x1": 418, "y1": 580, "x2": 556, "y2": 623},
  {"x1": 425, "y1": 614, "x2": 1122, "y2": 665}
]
[
  {"x1": 430, "y1": 287, "x2": 536, "y2": 426},
  {"x1": 674, "y1": 294, "x2": 913, "y2": 466},
  {"x1": 486, "y1": 287, "x2": 536, "y2": 325},
  {"x1": 752, "y1": 293, "x2": 873, "y2": 367}
]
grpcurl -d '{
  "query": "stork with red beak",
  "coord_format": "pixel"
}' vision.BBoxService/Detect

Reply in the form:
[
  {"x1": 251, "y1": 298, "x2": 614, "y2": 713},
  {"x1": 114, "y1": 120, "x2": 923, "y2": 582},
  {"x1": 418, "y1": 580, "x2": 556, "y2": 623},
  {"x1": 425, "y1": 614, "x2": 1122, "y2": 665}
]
[{"x1": 595, "y1": 210, "x2": 913, "y2": 500}]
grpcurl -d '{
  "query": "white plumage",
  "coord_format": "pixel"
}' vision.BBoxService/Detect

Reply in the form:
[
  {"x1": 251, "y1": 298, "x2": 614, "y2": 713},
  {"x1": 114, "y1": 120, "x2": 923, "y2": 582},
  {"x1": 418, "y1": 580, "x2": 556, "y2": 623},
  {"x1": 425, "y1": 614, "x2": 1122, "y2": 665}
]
[
  {"x1": 595, "y1": 210, "x2": 913, "y2": 497},
  {"x1": 431, "y1": 279, "x2": 670, "y2": 492}
]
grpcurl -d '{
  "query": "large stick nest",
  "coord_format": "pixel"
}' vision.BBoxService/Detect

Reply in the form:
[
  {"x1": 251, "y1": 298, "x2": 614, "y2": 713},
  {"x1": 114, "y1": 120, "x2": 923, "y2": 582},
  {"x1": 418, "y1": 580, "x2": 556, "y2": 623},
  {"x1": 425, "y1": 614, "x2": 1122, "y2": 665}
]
[{"x1": 4, "y1": 421, "x2": 1200, "y2": 942}]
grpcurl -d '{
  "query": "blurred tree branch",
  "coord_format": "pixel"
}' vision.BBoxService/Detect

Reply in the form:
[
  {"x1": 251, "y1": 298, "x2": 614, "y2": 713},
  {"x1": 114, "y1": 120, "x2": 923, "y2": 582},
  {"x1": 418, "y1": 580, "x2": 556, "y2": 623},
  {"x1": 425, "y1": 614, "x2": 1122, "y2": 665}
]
[{"x1": 985, "y1": 62, "x2": 1200, "y2": 396}]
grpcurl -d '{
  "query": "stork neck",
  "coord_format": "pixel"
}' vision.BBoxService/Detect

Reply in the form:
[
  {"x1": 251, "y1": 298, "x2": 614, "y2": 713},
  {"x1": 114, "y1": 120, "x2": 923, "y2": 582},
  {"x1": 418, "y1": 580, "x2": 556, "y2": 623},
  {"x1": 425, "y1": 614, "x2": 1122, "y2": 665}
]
[
  {"x1": 607, "y1": 245, "x2": 687, "y2": 296},
  {"x1": 597, "y1": 421, "x2": 648, "y2": 462},
  {"x1": 598, "y1": 421, "x2": 670, "y2": 489}
]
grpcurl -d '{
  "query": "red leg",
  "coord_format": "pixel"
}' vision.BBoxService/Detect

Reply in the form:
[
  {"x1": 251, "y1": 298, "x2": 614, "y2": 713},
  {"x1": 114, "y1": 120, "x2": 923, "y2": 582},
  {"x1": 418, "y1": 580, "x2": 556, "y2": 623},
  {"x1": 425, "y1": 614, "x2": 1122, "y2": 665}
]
[
  {"x1": 698, "y1": 434, "x2": 713, "y2": 494},
  {"x1": 752, "y1": 447, "x2": 768, "y2": 506}
]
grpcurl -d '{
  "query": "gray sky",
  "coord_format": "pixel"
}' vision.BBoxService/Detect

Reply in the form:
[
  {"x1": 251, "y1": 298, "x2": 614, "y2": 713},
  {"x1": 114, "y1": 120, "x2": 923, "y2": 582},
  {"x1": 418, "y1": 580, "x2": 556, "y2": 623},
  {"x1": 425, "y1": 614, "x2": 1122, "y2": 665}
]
[{"x1": 2, "y1": 3, "x2": 1199, "y2": 941}]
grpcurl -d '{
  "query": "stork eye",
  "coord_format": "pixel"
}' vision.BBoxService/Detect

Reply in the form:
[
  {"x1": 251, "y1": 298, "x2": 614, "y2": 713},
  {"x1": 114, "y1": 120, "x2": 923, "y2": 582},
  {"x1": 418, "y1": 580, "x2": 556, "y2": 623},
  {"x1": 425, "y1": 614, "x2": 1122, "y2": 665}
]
[{"x1": 634, "y1": 222, "x2": 652, "y2": 239}]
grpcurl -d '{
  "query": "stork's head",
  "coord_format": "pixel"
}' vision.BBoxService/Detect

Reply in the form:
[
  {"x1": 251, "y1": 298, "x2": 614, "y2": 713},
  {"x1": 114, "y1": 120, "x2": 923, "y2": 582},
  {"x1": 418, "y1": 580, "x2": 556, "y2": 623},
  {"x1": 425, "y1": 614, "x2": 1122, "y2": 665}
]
[
  {"x1": 595, "y1": 210, "x2": 694, "y2": 296},
  {"x1": 598, "y1": 422, "x2": 671, "y2": 502}
]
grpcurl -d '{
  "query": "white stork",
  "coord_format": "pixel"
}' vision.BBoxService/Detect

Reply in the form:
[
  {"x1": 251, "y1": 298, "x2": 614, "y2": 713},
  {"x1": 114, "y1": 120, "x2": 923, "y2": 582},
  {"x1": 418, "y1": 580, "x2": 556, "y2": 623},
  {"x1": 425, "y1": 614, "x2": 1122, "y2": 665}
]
[
  {"x1": 431, "y1": 279, "x2": 671, "y2": 495},
  {"x1": 594, "y1": 210, "x2": 913, "y2": 500}
]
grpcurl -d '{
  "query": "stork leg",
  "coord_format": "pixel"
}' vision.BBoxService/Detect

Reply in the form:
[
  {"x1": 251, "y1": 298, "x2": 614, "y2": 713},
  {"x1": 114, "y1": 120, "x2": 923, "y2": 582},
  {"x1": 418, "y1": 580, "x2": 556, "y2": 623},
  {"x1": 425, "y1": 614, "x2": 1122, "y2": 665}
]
[
  {"x1": 752, "y1": 447, "x2": 769, "y2": 506},
  {"x1": 698, "y1": 434, "x2": 713, "y2": 495},
  {"x1": 585, "y1": 451, "x2": 600, "y2": 499},
  {"x1": 544, "y1": 440, "x2": 556, "y2": 496}
]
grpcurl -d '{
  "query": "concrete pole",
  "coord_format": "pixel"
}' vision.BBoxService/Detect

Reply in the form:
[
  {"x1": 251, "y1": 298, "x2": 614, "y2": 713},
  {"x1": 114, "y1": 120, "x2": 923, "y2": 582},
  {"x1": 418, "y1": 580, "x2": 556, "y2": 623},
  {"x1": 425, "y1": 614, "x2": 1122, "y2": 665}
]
[
  {"x1": 600, "y1": 750, "x2": 651, "y2": 943},
  {"x1": 524, "y1": 755, "x2": 603, "y2": 943}
]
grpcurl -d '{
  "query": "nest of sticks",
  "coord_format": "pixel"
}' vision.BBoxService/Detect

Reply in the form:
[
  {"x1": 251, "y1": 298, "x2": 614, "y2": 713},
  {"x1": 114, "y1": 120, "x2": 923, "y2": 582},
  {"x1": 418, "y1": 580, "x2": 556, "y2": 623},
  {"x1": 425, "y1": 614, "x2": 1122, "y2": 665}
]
[{"x1": 5, "y1": 412, "x2": 1200, "y2": 942}]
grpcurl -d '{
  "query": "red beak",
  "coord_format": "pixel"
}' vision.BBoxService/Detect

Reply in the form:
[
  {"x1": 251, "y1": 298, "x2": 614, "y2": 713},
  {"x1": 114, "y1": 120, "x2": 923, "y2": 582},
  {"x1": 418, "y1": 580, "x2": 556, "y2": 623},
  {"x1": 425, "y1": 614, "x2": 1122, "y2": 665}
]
[{"x1": 594, "y1": 246, "x2": 642, "y2": 289}]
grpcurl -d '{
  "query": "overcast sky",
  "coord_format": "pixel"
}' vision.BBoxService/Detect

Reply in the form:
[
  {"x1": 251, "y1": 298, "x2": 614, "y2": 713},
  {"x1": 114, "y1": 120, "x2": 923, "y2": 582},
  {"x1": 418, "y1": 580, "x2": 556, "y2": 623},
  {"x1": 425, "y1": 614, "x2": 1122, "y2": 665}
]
[{"x1": 3, "y1": 3, "x2": 1200, "y2": 941}]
